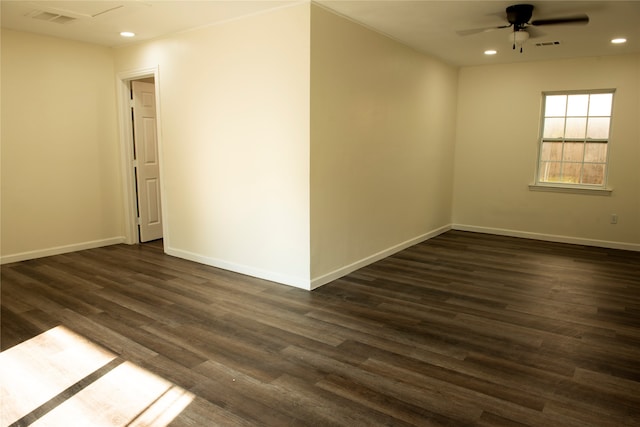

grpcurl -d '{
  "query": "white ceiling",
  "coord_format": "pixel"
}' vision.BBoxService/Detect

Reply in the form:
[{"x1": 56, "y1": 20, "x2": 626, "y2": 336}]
[{"x1": 2, "y1": 0, "x2": 639, "y2": 66}]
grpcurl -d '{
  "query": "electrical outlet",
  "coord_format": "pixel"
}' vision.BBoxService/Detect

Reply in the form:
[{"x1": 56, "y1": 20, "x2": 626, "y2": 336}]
[{"x1": 611, "y1": 214, "x2": 618, "y2": 224}]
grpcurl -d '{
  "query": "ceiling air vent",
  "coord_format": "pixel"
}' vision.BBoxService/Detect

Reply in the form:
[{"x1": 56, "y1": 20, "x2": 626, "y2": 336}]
[
  {"x1": 29, "y1": 10, "x2": 77, "y2": 24},
  {"x1": 535, "y1": 41, "x2": 561, "y2": 47}
]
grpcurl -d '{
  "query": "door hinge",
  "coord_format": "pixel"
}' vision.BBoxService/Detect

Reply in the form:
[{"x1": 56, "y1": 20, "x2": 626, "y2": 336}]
[
  {"x1": 129, "y1": 99, "x2": 134, "y2": 108},
  {"x1": 136, "y1": 216, "x2": 141, "y2": 225}
]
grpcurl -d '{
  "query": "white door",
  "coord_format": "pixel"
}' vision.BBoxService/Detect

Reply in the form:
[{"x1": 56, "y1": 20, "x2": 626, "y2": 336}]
[{"x1": 132, "y1": 81, "x2": 162, "y2": 242}]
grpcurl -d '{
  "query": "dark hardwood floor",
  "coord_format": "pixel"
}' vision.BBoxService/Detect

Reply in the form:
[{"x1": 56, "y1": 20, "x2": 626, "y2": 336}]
[{"x1": 1, "y1": 230, "x2": 639, "y2": 426}]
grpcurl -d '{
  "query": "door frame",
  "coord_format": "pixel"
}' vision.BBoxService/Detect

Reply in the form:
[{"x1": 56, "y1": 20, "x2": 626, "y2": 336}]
[{"x1": 116, "y1": 66, "x2": 167, "y2": 245}]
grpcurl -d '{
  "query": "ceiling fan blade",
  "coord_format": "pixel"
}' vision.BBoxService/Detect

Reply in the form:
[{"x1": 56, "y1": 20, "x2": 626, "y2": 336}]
[
  {"x1": 456, "y1": 24, "x2": 511, "y2": 36},
  {"x1": 531, "y1": 14, "x2": 589, "y2": 26}
]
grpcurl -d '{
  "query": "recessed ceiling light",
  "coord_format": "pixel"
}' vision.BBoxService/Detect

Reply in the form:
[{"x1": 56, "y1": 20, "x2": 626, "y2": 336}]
[
  {"x1": 611, "y1": 38, "x2": 627, "y2": 44},
  {"x1": 120, "y1": 31, "x2": 135, "y2": 38},
  {"x1": 484, "y1": 50, "x2": 498, "y2": 55}
]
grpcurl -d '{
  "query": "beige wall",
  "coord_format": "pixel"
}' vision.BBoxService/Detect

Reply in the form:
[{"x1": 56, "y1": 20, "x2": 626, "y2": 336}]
[
  {"x1": 309, "y1": 5, "x2": 459, "y2": 285},
  {"x1": 113, "y1": 4, "x2": 312, "y2": 287},
  {"x1": 3, "y1": 8, "x2": 637, "y2": 285},
  {"x1": 453, "y1": 54, "x2": 640, "y2": 248},
  {"x1": 1, "y1": 29, "x2": 123, "y2": 262}
]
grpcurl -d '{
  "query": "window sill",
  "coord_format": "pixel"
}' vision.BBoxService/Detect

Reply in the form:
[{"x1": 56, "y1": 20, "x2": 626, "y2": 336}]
[{"x1": 528, "y1": 184, "x2": 613, "y2": 196}]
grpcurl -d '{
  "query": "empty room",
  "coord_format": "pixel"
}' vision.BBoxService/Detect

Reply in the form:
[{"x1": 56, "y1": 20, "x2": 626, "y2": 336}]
[{"x1": 1, "y1": 1, "x2": 639, "y2": 426}]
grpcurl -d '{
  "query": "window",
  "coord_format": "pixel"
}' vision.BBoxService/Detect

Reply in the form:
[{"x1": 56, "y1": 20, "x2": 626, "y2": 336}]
[{"x1": 536, "y1": 90, "x2": 614, "y2": 188}]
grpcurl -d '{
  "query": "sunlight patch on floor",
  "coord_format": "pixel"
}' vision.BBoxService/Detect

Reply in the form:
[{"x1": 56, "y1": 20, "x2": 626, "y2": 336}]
[{"x1": 0, "y1": 326, "x2": 194, "y2": 427}]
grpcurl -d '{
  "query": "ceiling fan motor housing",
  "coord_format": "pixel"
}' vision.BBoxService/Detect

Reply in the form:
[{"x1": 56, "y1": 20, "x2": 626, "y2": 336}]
[{"x1": 507, "y1": 4, "x2": 534, "y2": 29}]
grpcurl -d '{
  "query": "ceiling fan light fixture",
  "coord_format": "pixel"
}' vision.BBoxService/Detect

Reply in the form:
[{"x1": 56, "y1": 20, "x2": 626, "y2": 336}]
[
  {"x1": 611, "y1": 38, "x2": 627, "y2": 44},
  {"x1": 510, "y1": 29, "x2": 530, "y2": 52},
  {"x1": 511, "y1": 30, "x2": 530, "y2": 44}
]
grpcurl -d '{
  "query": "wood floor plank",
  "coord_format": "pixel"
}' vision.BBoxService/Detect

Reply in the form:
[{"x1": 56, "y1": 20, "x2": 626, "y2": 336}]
[{"x1": 1, "y1": 230, "x2": 639, "y2": 426}]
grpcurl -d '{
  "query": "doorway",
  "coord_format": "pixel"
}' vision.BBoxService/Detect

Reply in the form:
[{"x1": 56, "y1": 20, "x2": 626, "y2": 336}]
[{"x1": 117, "y1": 67, "x2": 164, "y2": 246}]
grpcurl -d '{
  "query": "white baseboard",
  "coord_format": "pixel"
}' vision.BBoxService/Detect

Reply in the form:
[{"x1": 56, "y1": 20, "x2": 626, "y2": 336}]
[
  {"x1": 452, "y1": 224, "x2": 640, "y2": 252},
  {"x1": 165, "y1": 247, "x2": 312, "y2": 290},
  {"x1": 166, "y1": 225, "x2": 452, "y2": 291},
  {"x1": 0, "y1": 237, "x2": 127, "y2": 265},
  {"x1": 310, "y1": 224, "x2": 452, "y2": 290}
]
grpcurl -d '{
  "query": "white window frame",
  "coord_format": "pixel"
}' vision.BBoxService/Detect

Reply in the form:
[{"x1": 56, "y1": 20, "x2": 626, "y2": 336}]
[{"x1": 530, "y1": 89, "x2": 615, "y2": 195}]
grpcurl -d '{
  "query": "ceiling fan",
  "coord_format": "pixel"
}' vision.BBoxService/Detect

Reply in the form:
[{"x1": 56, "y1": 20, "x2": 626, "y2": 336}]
[{"x1": 457, "y1": 4, "x2": 589, "y2": 52}]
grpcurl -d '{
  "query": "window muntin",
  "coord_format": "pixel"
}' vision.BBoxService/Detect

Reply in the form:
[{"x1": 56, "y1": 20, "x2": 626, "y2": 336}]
[{"x1": 537, "y1": 91, "x2": 614, "y2": 187}]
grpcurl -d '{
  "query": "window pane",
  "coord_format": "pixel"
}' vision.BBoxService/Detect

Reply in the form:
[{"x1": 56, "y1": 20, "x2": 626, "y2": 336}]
[
  {"x1": 589, "y1": 93, "x2": 613, "y2": 116},
  {"x1": 567, "y1": 94, "x2": 589, "y2": 116},
  {"x1": 541, "y1": 142, "x2": 562, "y2": 161},
  {"x1": 543, "y1": 118, "x2": 565, "y2": 138},
  {"x1": 563, "y1": 142, "x2": 584, "y2": 162},
  {"x1": 538, "y1": 91, "x2": 613, "y2": 188},
  {"x1": 561, "y1": 163, "x2": 582, "y2": 183},
  {"x1": 586, "y1": 117, "x2": 610, "y2": 139},
  {"x1": 545, "y1": 95, "x2": 566, "y2": 116},
  {"x1": 581, "y1": 164, "x2": 605, "y2": 185},
  {"x1": 565, "y1": 118, "x2": 586, "y2": 139},
  {"x1": 539, "y1": 161, "x2": 561, "y2": 182},
  {"x1": 584, "y1": 143, "x2": 607, "y2": 163}
]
